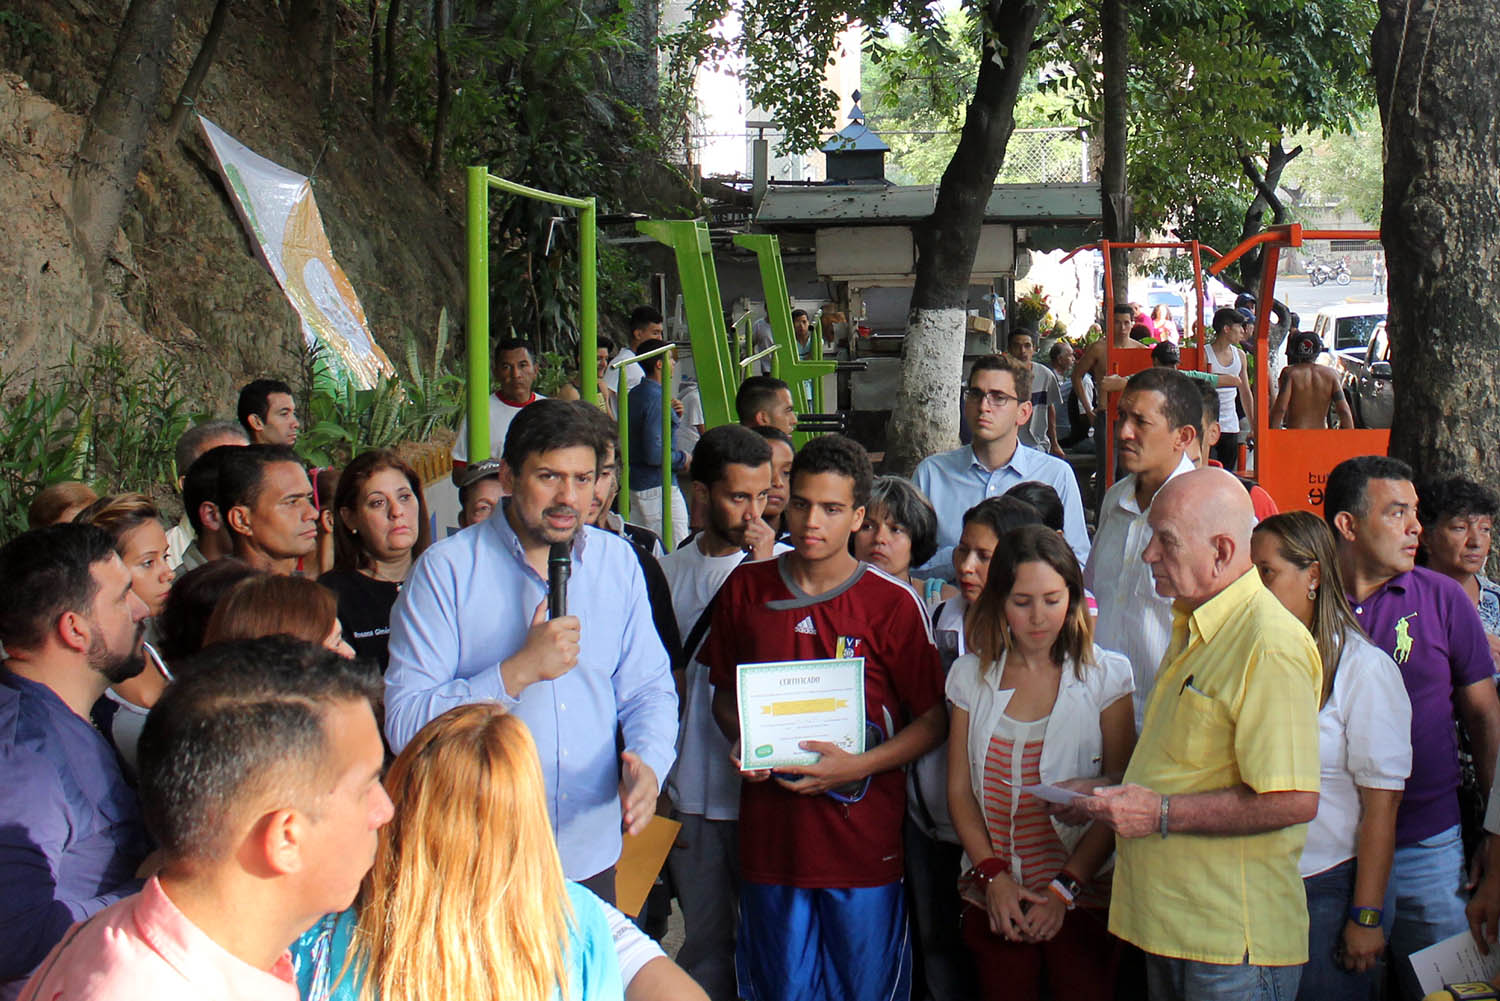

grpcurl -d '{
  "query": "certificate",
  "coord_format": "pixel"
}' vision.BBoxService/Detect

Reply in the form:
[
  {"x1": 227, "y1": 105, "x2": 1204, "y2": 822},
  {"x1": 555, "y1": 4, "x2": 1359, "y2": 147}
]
[{"x1": 736, "y1": 658, "x2": 865, "y2": 770}]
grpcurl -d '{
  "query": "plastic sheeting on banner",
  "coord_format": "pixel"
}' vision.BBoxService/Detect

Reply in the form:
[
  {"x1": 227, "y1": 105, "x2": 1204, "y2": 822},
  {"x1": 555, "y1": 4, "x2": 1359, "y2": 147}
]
[{"x1": 198, "y1": 115, "x2": 395, "y2": 390}]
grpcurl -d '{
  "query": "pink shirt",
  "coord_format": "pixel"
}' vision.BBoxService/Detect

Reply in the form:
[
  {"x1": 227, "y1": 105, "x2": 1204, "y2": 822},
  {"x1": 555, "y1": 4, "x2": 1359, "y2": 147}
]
[{"x1": 20, "y1": 877, "x2": 298, "y2": 1001}]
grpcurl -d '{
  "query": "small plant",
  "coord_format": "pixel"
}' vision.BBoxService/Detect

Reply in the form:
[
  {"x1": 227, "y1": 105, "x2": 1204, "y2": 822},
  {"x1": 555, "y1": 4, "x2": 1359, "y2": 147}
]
[
  {"x1": 533, "y1": 350, "x2": 576, "y2": 398},
  {"x1": 297, "y1": 312, "x2": 466, "y2": 468},
  {"x1": 1014, "y1": 288, "x2": 1051, "y2": 328},
  {"x1": 0, "y1": 336, "x2": 203, "y2": 543},
  {"x1": 0, "y1": 370, "x2": 87, "y2": 542}
]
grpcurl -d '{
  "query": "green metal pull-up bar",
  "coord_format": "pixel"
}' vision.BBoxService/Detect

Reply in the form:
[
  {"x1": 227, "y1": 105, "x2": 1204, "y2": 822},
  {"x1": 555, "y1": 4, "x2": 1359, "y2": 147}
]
[
  {"x1": 610, "y1": 341, "x2": 678, "y2": 552},
  {"x1": 465, "y1": 166, "x2": 598, "y2": 463}
]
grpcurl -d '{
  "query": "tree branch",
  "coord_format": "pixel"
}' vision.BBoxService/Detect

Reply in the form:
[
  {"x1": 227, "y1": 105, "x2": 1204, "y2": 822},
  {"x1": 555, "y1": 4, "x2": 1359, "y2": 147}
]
[
  {"x1": 1239, "y1": 142, "x2": 1302, "y2": 222},
  {"x1": 1030, "y1": 10, "x2": 1086, "y2": 51}
]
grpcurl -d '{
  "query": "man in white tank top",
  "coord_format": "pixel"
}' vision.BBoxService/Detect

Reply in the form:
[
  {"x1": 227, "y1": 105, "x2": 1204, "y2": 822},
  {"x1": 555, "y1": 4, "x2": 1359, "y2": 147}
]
[{"x1": 1207, "y1": 307, "x2": 1255, "y2": 471}]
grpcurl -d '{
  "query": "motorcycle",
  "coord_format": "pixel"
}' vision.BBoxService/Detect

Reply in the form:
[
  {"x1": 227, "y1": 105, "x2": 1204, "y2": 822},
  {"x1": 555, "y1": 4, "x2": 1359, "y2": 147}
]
[
  {"x1": 1333, "y1": 259, "x2": 1352, "y2": 286},
  {"x1": 1305, "y1": 259, "x2": 1334, "y2": 286}
]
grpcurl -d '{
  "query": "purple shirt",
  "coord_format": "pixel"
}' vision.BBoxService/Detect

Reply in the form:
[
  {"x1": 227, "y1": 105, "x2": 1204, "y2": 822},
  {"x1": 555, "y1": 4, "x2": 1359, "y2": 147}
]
[
  {"x1": 0, "y1": 671, "x2": 149, "y2": 999},
  {"x1": 1349, "y1": 567, "x2": 1492, "y2": 845}
]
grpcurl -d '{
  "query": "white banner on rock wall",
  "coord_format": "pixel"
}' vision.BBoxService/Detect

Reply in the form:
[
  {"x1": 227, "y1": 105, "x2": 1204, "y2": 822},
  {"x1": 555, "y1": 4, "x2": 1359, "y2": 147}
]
[{"x1": 198, "y1": 115, "x2": 394, "y2": 390}]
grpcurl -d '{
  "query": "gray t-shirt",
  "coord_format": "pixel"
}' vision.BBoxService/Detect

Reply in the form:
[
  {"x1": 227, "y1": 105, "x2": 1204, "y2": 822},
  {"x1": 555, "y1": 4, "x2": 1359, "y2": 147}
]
[{"x1": 1019, "y1": 362, "x2": 1063, "y2": 450}]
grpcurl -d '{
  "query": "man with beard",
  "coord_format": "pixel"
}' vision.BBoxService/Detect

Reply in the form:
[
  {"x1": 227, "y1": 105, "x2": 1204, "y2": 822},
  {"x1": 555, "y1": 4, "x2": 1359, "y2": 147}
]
[
  {"x1": 660, "y1": 425, "x2": 780, "y2": 1000},
  {"x1": 0, "y1": 523, "x2": 153, "y2": 998},
  {"x1": 383, "y1": 399, "x2": 678, "y2": 905}
]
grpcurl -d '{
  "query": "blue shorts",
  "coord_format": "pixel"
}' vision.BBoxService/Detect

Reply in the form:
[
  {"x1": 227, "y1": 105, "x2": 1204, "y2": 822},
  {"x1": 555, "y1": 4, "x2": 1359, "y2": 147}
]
[{"x1": 737, "y1": 881, "x2": 911, "y2": 1001}]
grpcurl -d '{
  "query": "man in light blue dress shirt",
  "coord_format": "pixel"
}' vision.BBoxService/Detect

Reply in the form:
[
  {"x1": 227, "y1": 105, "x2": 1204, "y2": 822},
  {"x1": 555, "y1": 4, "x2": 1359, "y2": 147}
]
[
  {"x1": 913, "y1": 354, "x2": 1090, "y2": 580},
  {"x1": 384, "y1": 400, "x2": 678, "y2": 904}
]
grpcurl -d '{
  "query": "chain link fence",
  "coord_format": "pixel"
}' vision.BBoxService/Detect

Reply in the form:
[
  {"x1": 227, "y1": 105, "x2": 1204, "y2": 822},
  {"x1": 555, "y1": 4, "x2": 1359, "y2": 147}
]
[{"x1": 996, "y1": 127, "x2": 1089, "y2": 184}]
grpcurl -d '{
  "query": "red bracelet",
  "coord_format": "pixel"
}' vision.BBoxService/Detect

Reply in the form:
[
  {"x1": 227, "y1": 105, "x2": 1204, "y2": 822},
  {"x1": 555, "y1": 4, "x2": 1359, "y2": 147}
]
[{"x1": 973, "y1": 857, "x2": 1008, "y2": 883}]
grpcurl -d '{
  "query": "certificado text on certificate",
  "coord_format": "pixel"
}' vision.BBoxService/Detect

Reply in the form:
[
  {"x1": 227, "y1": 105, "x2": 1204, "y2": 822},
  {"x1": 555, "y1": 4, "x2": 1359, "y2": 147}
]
[{"x1": 736, "y1": 658, "x2": 866, "y2": 770}]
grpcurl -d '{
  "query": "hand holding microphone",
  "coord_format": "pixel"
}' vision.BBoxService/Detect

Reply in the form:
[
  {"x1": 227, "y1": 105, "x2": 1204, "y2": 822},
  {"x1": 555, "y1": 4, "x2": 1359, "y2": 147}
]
[{"x1": 500, "y1": 543, "x2": 580, "y2": 696}]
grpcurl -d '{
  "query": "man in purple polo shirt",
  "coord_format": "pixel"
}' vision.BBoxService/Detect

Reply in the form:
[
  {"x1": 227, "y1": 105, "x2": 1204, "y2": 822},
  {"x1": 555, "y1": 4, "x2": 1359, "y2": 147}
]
[
  {"x1": 0, "y1": 524, "x2": 152, "y2": 998},
  {"x1": 1326, "y1": 455, "x2": 1500, "y2": 967}
]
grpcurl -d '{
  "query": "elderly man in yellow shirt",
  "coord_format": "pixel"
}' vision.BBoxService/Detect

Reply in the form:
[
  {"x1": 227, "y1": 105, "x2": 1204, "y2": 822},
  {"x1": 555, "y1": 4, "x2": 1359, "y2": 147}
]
[{"x1": 1080, "y1": 467, "x2": 1322, "y2": 1001}]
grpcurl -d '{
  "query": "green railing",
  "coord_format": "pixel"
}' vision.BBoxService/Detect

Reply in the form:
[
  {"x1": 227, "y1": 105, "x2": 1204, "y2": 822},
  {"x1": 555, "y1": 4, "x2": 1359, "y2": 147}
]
[
  {"x1": 611, "y1": 341, "x2": 678, "y2": 552},
  {"x1": 465, "y1": 167, "x2": 597, "y2": 462}
]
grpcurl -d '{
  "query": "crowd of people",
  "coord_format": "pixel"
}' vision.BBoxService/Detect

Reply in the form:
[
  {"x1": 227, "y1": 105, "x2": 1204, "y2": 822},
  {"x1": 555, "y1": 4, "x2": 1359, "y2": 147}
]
[{"x1": 6, "y1": 317, "x2": 1500, "y2": 1001}]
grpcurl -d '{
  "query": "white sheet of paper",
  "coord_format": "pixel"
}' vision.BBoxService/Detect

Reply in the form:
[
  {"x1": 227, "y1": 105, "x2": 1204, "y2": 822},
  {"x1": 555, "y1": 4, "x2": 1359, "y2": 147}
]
[
  {"x1": 737, "y1": 658, "x2": 865, "y2": 770},
  {"x1": 1021, "y1": 783, "x2": 1085, "y2": 805},
  {"x1": 1408, "y1": 928, "x2": 1500, "y2": 996}
]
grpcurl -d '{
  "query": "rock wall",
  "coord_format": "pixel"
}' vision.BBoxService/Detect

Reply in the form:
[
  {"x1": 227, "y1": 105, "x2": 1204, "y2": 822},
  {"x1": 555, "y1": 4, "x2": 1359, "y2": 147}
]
[{"x1": 0, "y1": 0, "x2": 465, "y2": 412}]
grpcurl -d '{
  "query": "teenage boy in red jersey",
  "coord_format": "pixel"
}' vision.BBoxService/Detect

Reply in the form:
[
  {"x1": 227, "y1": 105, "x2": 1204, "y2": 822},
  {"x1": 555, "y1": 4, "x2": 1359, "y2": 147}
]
[{"x1": 706, "y1": 434, "x2": 947, "y2": 1001}]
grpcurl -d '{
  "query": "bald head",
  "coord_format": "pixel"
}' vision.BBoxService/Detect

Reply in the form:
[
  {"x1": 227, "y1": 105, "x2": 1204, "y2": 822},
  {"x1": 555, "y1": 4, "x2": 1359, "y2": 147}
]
[{"x1": 1143, "y1": 468, "x2": 1255, "y2": 608}]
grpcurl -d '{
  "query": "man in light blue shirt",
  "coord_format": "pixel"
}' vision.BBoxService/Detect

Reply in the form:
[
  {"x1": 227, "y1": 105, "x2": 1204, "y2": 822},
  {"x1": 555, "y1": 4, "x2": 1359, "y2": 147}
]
[
  {"x1": 384, "y1": 399, "x2": 677, "y2": 905},
  {"x1": 913, "y1": 354, "x2": 1090, "y2": 580}
]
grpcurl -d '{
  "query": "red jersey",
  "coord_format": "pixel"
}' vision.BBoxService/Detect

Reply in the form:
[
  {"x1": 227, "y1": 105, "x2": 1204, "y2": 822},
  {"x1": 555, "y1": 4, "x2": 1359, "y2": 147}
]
[{"x1": 702, "y1": 557, "x2": 944, "y2": 888}]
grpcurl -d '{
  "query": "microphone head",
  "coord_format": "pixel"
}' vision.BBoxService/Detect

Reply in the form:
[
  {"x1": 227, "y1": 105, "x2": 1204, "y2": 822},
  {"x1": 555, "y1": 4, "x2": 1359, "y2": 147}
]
[{"x1": 548, "y1": 540, "x2": 571, "y2": 568}]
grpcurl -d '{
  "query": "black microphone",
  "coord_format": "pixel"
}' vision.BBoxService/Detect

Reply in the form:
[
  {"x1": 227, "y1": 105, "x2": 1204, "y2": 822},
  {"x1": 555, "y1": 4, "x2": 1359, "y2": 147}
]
[{"x1": 547, "y1": 541, "x2": 571, "y2": 619}]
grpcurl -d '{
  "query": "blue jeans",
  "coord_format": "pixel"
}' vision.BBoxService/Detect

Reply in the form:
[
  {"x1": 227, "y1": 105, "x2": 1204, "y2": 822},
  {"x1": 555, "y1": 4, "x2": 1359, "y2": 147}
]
[
  {"x1": 1145, "y1": 953, "x2": 1301, "y2": 1001},
  {"x1": 1389, "y1": 825, "x2": 1469, "y2": 961},
  {"x1": 1299, "y1": 858, "x2": 1393, "y2": 1001}
]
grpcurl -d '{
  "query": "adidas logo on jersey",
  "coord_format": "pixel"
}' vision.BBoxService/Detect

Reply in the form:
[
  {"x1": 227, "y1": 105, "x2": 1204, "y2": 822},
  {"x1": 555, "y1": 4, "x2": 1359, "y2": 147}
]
[{"x1": 794, "y1": 616, "x2": 817, "y2": 635}]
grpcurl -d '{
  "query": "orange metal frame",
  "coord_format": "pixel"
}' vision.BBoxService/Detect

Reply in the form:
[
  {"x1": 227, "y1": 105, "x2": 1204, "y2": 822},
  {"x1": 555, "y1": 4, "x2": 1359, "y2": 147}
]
[
  {"x1": 1061, "y1": 240, "x2": 1222, "y2": 485},
  {"x1": 1207, "y1": 224, "x2": 1389, "y2": 514}
]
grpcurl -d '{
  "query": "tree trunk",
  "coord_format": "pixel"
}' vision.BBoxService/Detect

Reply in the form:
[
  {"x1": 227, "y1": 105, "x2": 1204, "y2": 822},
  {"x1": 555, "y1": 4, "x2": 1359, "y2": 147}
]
[
  {"x1": 1235, "y1": 138, "x2": 1300, "y2": 292},
  {"x1": 1099, "y1": 0, "x2": 1130, "y2": 297},
  {"x1": 1373, "y1": 0, "x2": 1500, "y2": 481},
  {"x1": 70, "y1": 0, "x2": 177, "y2": 285},
  {"x1": 317, "y1": 0, "x2": 337, "y2": 114},
  {"x1": 370, "y1": 0, "x2": 384, "y2": 129},
  {"x1": 166, "y1": 0, "x2": 232, "y2": 144},
  {"x1": 883, "y1": 0, "x2": 1046, "y2": 475},
  {"x1": 287, "y1": 0, "x2": 319, "y2": 49},
  {"x1": 381, "y1": 0, "x2": 403, "y2": 121},
  {"x1": 428, "y1": 0, "x2": 451, "y2": 178}
]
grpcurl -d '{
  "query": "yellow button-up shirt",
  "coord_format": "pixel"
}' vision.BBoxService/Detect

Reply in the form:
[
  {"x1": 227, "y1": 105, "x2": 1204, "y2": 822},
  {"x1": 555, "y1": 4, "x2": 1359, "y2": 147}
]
[{"x1": 1109, "y1": 567, "x2": 1322, "y2": 966}]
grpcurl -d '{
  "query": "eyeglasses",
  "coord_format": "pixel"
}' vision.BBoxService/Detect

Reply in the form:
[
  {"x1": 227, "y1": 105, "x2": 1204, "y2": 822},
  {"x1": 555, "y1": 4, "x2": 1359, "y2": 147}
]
[{"x1": 962, "y1": 387, "x2": 1021, "y2": 408}]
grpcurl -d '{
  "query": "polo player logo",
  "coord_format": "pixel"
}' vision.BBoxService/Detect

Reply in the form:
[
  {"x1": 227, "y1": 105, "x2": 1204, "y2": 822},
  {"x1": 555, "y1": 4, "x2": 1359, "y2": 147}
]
[{"x1": 1394, "y1": 613, "x2": 1418, "y2": 664}]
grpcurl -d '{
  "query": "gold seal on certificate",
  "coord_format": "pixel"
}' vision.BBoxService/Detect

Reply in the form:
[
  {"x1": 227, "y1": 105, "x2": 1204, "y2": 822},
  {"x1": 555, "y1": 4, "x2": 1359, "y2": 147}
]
[{"x1": 736, "y1": 658, "x2": 866, "y2": 770}]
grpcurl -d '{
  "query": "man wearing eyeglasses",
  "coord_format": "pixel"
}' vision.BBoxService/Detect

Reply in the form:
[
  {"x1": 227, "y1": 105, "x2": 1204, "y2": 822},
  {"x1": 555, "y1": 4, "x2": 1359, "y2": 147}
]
[{"x1": 913, "y1": 354, "x2": 1090, "y2": 582}]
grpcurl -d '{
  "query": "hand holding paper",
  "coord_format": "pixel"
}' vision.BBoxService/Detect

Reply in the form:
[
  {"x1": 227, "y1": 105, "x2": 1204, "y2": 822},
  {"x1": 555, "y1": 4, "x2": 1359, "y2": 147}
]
[{"x1": 773, "y1": 740, "x2": 866, "y2": 796}]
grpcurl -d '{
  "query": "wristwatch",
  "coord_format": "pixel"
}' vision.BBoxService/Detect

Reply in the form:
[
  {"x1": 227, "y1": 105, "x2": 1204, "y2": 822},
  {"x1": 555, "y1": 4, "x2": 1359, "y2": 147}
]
[
  {"x1": 1348, "y1": 905, "x2": 1383, "y2": 928},
  {"x1": 1054, "y1": 871, "x2": 1086, "y2": 902}
]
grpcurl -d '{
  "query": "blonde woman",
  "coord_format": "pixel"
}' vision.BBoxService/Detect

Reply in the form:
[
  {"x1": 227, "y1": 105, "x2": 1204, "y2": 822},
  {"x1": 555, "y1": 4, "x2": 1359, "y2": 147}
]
[
  {"x1": 946, "y1": 525, "x2": 1134, "y2": 1000},
  {"x1": 290, "y1": 703, "x2": 623, "y2": 1001},
  {"x1": 1251, "y1": 512, "x2": 1410, "y2": 1001}
]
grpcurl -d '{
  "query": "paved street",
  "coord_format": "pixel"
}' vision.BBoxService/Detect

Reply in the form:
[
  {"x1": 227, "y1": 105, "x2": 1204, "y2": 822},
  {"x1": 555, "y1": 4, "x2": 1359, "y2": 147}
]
[{"x1": 1272, "y1": 273, "x2": 1386, "y2": 324}]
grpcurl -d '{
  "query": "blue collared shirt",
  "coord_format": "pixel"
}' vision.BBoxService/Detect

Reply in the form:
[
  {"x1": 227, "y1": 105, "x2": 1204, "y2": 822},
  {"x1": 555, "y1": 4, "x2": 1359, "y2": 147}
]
[
  {"x1": 383, "y1": 508, "x2": 678, "y2": 880},
  {"x1": 627, "y1": 379, "x2": 683, "y2": 491},
  {"x1": 0, "y1": 671, "x2": 149, "y2": 998},
  {"x1": 913, "y1": 442, "x2": 1091, "y2": 579}
]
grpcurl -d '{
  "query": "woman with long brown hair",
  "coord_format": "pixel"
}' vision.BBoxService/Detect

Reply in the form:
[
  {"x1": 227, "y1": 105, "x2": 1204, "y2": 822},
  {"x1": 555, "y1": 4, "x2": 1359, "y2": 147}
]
[
  {"x1": 289, "y1": 703, "x2": 623, "y2": 1001},
  {"x1": 1251, "y1": 511, "x2": 1411, "y2": 1001},
  {"x1": 76, "y1": 492, "x2": 176, "y2": 775},
  {"x1": 946, "y1": 524, "x2": 1134, "y2": 1001},
  {"x1": 319, "y1": 449, "x2": 431, "y2": 668}
]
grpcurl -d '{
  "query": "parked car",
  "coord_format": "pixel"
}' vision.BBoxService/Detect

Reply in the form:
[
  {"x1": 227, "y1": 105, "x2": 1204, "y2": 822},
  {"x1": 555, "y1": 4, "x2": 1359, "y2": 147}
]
[
  {"x1": 1345, "y1": 322, "x2": 1393, "y2": 428},
  {"x1": 1312, "y1": 302, "x2": 1388, "y2": 374}
]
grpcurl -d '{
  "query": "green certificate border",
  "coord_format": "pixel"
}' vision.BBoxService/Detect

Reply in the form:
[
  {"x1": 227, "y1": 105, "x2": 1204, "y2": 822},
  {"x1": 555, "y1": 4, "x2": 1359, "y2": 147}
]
[{"x1": 736, "y1": 657, "x2": 866, "y2": 770}]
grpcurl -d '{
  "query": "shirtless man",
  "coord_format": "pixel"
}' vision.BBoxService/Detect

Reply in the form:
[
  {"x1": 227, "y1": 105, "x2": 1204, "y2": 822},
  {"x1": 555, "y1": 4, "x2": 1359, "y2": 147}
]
[
  {"x1": 1073, "y1": 303, "x2": 1150, "y2": 423},
  {"x1": 1268, "y1": 330, "x2": 1354, "y2": 429}
]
